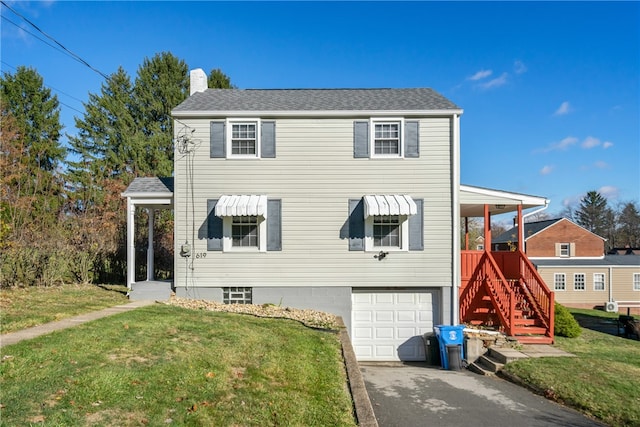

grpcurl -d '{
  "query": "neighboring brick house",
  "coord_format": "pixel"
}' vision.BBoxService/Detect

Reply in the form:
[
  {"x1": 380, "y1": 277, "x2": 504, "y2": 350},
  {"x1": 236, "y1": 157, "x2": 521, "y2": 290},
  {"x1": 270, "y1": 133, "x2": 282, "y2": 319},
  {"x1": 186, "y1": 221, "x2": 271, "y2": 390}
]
[{"x1": 494, "y1": 218, "x2": 640, "y2": 313}]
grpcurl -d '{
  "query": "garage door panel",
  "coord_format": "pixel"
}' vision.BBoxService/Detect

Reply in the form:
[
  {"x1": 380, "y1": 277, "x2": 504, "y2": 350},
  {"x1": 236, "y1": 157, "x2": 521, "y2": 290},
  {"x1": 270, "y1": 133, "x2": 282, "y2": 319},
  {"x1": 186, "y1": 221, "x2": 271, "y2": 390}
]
[{"x1": 352, "y1": 290, "x2": 438, "y2": 362}]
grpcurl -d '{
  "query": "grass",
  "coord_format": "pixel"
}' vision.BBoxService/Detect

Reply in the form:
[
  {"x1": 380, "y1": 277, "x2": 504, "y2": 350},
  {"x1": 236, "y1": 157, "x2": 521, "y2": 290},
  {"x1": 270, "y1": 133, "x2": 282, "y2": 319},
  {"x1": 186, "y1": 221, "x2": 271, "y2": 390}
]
[
  {"x1": 0, "y1": 304, "x2": 356, "y2": 426},
  {"x1": 502, "y1": 308, "x2": 640, "y2": 427},
  {"x1": 0, "y1": 284, "x2": 129, "y2": 334}
]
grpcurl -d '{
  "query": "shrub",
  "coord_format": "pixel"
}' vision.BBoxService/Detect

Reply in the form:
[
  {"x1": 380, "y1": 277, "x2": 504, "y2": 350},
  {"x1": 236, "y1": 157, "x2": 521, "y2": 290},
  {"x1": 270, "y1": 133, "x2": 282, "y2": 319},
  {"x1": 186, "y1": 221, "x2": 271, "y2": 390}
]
[{"x1": 554, "y1": 302, "x2": 582, "y2": 338}]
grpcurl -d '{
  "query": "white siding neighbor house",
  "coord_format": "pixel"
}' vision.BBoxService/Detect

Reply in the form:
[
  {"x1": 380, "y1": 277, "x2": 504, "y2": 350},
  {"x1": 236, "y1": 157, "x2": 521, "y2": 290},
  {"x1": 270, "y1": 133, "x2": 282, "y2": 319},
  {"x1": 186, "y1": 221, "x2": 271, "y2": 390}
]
[{"x1": 168, "y1": 69, "x2": 462, "y2": 361}]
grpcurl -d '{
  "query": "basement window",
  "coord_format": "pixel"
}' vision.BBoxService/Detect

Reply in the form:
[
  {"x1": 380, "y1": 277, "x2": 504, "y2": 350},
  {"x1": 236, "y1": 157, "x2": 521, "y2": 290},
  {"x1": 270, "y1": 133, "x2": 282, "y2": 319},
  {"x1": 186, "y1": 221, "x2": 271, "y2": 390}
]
[{"x1": 223, "y1": 287, "x2": 253, "y2": 304}]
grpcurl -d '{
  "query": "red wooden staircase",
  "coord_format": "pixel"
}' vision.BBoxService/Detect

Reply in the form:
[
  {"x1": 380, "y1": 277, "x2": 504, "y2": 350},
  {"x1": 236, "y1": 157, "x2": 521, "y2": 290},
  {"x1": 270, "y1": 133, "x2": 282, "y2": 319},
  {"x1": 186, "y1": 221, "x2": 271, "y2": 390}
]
[{"x1": 460, "y1": 250, "x2": 554, "y2": 344}]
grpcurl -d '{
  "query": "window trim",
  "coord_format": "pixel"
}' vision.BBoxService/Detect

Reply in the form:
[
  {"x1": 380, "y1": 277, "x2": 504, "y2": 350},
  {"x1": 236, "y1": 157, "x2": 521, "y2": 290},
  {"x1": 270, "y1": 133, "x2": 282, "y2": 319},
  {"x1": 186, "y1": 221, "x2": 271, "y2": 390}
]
[
  {"x1": 226, "y1": 118, "x2": 261, "y2": 159},
  {"x1": 222, "y1": 215, "x2": 267, "y2": 252},
  {"x1": 593, "y1": 273, "x2": 606, "y2": 291},
  {"x1": 554, "y1": 273, "x2": 566, "y2": 291},
  {"x1": 365, "y1": 214, "x2": 409, "y2": 251},
  {"x1": 370, "y1": 118, "x2": 404, "y2": 158},
  {"x1": 573, "y1": 273, "x2": 585, "y2": 291}
]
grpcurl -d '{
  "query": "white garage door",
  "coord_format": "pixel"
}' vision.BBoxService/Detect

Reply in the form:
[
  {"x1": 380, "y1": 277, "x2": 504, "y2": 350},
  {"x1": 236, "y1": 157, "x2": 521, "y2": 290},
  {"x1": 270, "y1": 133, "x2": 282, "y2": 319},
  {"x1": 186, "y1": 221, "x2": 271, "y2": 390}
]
[{"x1": 351, "y1": 289, "x2": 437, "y2": 361}]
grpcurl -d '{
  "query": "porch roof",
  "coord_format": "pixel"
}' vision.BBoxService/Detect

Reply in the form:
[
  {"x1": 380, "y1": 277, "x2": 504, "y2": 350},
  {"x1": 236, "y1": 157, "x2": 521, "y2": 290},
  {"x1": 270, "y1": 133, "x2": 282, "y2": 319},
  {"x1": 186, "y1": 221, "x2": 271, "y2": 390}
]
[{"x1": 460, "y1": 184, "x2": 549, "y2": 217}]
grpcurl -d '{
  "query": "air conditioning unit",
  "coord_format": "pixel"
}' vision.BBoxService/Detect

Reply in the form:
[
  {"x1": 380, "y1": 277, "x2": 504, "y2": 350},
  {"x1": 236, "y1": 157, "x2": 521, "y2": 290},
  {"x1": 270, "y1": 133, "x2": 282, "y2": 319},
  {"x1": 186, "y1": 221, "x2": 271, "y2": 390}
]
[{"x1": 604, "y1": 301, "x2": 618, "y2": 313}]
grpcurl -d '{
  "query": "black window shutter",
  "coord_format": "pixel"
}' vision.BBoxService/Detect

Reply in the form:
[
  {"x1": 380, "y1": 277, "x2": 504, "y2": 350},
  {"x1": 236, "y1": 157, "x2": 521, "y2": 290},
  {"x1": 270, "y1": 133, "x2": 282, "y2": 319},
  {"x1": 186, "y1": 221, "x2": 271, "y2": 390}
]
[
  {"x1": 353, "y1": 121, "x2": 369, "y2": 158},
  {"x1": 404, "y1": 121, "x2": 419, "y2": 158},
  {"x1": 409, "y1": 199, "x2": 424, "y2": 251},
  {"x1": 348, "y1": 199, "x2": 365, "y2": 251},
  {"x1": 266, "y1": 199, "x2": 282, "y2": 251},
  {"x1": 261, "y1": 121, "x2": 276, "y2": 158},
  {"x1": 210, "y1": 121, "x2": 226, "y2": 158},
  {"x1": 207, "y1": 199, "x2": 223, "y2": 251}
]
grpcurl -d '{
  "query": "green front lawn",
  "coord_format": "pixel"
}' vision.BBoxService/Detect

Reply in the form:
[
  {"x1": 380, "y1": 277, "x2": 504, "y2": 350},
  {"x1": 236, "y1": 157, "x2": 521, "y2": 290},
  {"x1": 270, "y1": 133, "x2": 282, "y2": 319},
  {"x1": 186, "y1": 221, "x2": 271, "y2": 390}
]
[
  {"x1": 503, "y1": 308, "x2": 640, "y2": 427},
  {"x1": 0, "y1": 305, "x2": 356, "y2": 426},
  {"x1": 0, "y1": 284, "x2": 128, "y2": 334}
]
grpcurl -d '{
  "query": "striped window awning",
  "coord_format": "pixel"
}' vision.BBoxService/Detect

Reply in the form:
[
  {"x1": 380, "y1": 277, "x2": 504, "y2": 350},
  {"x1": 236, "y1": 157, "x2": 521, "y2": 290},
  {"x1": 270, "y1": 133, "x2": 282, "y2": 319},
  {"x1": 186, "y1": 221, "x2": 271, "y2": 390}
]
[
  {"x1": 363, "y1": 195, "x2": 417, "y2": 218},
  {"x1": 215, "y1": 195, "x2": 268, "y2": 217}
]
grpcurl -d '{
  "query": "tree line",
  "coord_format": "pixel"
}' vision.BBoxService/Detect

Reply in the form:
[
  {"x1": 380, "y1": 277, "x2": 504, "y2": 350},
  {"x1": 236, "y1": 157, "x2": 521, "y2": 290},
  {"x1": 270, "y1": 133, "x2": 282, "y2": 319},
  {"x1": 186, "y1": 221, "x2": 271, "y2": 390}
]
[{"x1": 1, "y1": 52, "x2": 232, "y2": 287}]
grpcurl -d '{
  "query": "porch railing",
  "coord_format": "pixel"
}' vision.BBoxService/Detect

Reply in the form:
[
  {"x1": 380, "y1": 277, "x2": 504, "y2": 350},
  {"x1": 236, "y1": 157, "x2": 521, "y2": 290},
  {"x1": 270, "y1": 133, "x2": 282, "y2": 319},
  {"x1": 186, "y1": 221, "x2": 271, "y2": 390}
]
[{"x1": 460, "y1": 251, "x2": 515, "y2": 335}]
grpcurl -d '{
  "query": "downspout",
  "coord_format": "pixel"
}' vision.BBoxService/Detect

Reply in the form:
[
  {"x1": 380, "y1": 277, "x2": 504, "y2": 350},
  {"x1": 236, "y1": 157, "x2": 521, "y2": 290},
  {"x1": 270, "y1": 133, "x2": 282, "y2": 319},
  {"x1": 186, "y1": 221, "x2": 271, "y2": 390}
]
[
  {"x1": 608, "y1": 266, "x2": 613, "y2": 302},
  {"x1": 521, "y1": 201, "x2": 549, "y2": 251},
  {"x1": 451, "y1": 113, "x2": 461, "y2": 325}
]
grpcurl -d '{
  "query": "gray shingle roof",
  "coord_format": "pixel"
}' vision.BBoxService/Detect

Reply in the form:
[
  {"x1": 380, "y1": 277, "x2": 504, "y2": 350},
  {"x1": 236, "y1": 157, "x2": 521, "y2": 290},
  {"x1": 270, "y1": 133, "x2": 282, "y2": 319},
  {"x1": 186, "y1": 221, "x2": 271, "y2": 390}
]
[
  {"x1": 493, "y1": 219, "x2": 563, "y2": 244},
  {"x1": 172, "y1": 88, "x2": 460, "y2": 113},
  {"x1": 122, "y1": 177, "x2": 174, "y2": 195},
  {"x1": 533, "y1": 255, "x2": 639, "y2": 267}
]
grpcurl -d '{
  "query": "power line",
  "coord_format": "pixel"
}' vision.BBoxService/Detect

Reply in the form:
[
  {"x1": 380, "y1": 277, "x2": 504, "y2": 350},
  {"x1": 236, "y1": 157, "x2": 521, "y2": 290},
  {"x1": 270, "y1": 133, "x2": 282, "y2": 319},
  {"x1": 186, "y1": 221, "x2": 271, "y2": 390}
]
[
  {"x1": 0, "y1": 0, "x2": 109, "y2": 80},
  {"x1": 1, "y1": 61, "x2": 85, "y2": 114}
]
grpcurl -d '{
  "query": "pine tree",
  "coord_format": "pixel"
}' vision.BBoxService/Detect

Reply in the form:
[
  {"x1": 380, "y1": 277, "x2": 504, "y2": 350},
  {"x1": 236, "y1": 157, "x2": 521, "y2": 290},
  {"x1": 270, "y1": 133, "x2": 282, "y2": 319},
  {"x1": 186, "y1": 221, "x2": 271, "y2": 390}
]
[
  {"x1": 0, "y1": 67, "x2": 65, "y2": 243},
  {"x1": 208, "y1": 68, "x2": 234, "y2": 89},
  {"x1": 574, "y1": 191, "x2": 613, "y2": 238},
  {"x1": 616, "y1": 202, "x2": 640, "y2": 248}
]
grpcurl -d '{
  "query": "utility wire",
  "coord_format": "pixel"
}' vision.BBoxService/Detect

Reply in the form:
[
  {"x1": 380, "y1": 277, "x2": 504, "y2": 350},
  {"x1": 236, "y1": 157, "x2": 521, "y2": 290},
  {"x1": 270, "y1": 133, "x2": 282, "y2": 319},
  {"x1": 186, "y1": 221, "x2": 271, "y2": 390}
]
[
  {"x1": 1, "y1": 0, "x2": 109, "y2": 80},
  {"x1": 1, "y1": 60, "x2": 85, "y2": 114}
]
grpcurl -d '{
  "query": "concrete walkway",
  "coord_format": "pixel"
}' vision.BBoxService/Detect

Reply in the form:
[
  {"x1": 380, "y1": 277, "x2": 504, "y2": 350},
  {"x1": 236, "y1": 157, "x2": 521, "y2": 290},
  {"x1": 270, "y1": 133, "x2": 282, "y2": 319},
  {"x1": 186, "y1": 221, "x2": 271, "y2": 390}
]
[{"x1": 0, "y1": 300, "x2": 156, "y2": 348}]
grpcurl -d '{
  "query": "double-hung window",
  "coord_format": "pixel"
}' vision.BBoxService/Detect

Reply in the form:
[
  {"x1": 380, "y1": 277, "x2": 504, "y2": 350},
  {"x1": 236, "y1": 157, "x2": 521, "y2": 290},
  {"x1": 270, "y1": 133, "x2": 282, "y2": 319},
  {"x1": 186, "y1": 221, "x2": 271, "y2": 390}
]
[
  {"x1": 232, "y1": 216, "x2": 259, "y2": 248},
  {"x1": 574, "y1": 273, "x2": 585, "y2": 291},
  {"x1": 593, "y1": 273, "x2": 606, "y2": 291},
  {"x1": 231, "y1": 123, "x2": 257, "y2": 155},
  {"x1": 634, "y1": 273, "x2": 640, "y2": 291},
  {"x1": 373, "y1": 122, "x2": 401, "y2": 156},
  {"x1": 559, "y1": 243, "x2": 570, "y2": 257},
  {"x1": 554, "y1": 273, "x2": 566, "y2": 291},
  {"x1": 373, "y1": 215, "x2": 401, "y2": 247}
]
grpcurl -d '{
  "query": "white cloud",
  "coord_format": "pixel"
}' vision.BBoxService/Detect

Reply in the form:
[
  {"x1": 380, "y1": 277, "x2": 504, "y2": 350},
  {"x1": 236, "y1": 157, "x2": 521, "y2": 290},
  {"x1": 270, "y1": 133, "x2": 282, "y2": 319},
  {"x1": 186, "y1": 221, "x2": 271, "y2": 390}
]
[
  {"x1": 598, "y1": 186, "x2": 619, "y2": 199},
  {"x1": 603, "y1": 141, "x2": 614, "y2": 149},
  {"x1": 514, "y1": 60, "x2": 527, "y2": 74},
  {"x1": 581, "y1": 136, "x2": 601, "y2": 149},
  {"x1": 553, "y1": 101, "x2": 571, "y2": 116},
  {"x1": 594, "y1": 161, "x2": 609, "y2": 169},
  {"x1": 540, "y1": 165, "x2": 554, "y2": 175},
  {"x1": 469, "y1": 69, "x2": 492, "y2": 81},
  {"x1": 479, "y1": 72, "x2": 508, "y2": 89},
  {"x1": 540, "y1": 136, "x2": 578, "y2": 152}
]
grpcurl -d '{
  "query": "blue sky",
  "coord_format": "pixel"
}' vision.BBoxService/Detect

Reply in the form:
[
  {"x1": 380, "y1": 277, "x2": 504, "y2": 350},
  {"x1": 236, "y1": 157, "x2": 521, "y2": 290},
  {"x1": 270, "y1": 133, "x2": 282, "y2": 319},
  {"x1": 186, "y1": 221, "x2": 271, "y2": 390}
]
[{"x1": 2, "y1": 1, "x2": 638, "y2": 217}]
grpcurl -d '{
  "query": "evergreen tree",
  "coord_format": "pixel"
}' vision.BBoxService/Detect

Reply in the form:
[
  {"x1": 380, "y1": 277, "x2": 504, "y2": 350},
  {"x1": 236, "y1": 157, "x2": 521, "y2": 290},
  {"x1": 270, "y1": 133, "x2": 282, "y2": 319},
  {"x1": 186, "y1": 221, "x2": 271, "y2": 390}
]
[
  {"x1": 616, "y1": 201, "x2": 640, "y2": 248},
  {"x1": 133, "y1": 51, "x2": 189, "y2": 177},
  {"x1": 574, "y1": 191, "x2": 613, "y2": 238},
  {"x1": 0, "y1": 66, "x2": 65, "y2": 172},
  {"x1": 208, "y1": 68, "x2": 234, "y2": 89},
  {"x1": 0, "y1": 68, "x2": 65, "y2": 242}
]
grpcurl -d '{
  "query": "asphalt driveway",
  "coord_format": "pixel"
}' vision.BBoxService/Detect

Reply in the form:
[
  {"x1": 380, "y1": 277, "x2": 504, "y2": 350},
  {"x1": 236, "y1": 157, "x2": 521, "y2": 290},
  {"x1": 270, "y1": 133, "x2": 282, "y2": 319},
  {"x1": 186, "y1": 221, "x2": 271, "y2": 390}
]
[{"x1": 360, "y1": 364, "x2": 606, "y2": 427}]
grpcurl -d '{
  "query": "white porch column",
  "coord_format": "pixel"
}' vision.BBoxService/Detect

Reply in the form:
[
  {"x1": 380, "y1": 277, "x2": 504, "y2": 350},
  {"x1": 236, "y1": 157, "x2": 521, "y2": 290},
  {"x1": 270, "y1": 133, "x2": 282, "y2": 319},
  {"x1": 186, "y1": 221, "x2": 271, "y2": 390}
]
[
  {"x1": 147, "y1": 208, "x2": 155, "y2": 281},
  {"x1": 126, "y1": 198, "x2": 136, "y2": 290}
]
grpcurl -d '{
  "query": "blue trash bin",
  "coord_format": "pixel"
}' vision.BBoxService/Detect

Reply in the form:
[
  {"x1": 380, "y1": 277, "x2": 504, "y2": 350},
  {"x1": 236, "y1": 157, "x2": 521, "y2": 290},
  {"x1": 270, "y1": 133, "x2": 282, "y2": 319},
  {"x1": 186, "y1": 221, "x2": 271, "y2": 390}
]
[{"x1": 433, "y1": 325, "x2": 465, "y2": 370}]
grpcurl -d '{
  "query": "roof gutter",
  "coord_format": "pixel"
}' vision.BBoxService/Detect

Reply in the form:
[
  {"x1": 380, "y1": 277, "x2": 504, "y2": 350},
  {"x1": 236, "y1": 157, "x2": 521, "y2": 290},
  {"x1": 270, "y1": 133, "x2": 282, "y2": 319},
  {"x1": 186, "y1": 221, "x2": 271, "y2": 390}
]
[
  {"x1": 171, "y1": 109, "x2": 464, "y2": 118},
  {"x1": 521, "y1": 200, "x2": 550, "y2": 248}
]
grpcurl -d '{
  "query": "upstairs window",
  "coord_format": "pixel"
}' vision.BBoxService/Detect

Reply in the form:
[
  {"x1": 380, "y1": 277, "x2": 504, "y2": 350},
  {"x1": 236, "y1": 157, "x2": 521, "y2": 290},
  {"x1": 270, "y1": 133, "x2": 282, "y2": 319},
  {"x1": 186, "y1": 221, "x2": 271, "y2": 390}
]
[
  {"x1": 210, "y1": 120, "x2": 276, "y2": 159},
  {"x1": 231, "y1": 123, "x2": 257, "y2": 155},
  {"x1": 353, "y1": 119, "x2": 419, "y2": 158},
  {"x1": 374, "y1": 122, "x2": 401, "y2": 156}
]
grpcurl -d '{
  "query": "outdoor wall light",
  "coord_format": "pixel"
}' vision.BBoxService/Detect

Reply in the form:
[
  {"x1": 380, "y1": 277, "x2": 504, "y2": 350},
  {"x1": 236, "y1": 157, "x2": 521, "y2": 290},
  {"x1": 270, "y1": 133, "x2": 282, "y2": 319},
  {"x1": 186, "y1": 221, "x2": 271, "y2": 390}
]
[
  {"x1": 374, "y1": 251, "x2": 389, "y2": 261},
  {"x1": 495, "y1": 204, "x2": 506, "y2": 209}
]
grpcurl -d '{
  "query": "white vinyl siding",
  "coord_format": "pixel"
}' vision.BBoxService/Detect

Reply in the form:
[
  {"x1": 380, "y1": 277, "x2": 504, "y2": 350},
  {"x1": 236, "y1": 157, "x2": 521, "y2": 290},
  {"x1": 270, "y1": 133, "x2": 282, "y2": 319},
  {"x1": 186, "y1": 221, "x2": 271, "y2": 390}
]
[{"x1": 174, "y1": 116, "x2": 454, "y2": 289}]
